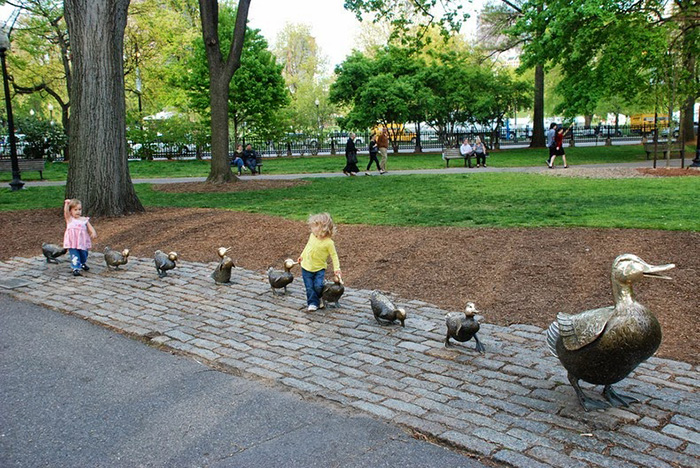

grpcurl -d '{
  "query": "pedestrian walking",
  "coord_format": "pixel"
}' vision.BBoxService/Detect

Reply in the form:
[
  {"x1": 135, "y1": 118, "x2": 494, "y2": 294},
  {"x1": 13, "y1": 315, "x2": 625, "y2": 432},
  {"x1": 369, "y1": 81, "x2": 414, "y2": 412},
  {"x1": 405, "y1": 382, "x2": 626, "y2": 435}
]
[
  {"x1": 366, "y1": 134, "x2": 381, "y2": 174},
  {"x1": 546, "y1": 122, "x2": 557, "y2": 168},
  {"x1": 343, "y1": 133, "x2": 360, "y2": 176},
  {"x1": 550, "y1": 124, "x2": 573, "y2": 168},
  {"x1": 377, "y1": 127, "x2": 389, "y2": 174}
]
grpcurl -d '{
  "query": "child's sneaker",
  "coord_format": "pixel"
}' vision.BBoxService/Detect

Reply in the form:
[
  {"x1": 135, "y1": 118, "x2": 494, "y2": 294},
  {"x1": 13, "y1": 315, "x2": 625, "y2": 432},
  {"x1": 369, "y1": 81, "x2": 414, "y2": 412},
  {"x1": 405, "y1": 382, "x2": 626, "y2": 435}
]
[
  {"x1": 81, "y1": 264, "x2": 90, "y2": 271},
  {"x1": 307, "y1": 305, "x2": 318, "y2": 312},
  {"x1": 72, "y1": 270, "x2": 82, "y2": 277}
]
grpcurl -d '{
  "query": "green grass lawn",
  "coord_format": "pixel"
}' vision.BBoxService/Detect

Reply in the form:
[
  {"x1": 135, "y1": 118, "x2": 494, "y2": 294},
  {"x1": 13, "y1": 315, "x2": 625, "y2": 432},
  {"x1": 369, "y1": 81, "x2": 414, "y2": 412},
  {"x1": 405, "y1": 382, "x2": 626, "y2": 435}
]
[
  {"x1": 2, "y1": 172, "x2": 697, "y2": 231},
  {"x1": 2, "y1": 144, "x2": 696, "y2": 182}
]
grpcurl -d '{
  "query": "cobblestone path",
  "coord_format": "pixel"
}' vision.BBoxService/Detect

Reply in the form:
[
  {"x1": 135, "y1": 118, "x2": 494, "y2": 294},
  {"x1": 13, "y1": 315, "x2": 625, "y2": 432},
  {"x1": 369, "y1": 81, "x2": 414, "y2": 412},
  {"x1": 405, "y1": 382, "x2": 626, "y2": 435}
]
[{"x1": 1, "y1": 255, "x2": 698, "y2": 468}]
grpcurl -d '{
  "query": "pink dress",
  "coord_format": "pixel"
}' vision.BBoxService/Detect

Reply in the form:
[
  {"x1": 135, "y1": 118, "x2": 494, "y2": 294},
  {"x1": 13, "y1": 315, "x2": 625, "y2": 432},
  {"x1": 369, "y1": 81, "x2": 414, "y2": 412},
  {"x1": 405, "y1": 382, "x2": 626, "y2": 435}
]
[{"x1": 63, "y1": 217, "x2": 92, "y2": 250}]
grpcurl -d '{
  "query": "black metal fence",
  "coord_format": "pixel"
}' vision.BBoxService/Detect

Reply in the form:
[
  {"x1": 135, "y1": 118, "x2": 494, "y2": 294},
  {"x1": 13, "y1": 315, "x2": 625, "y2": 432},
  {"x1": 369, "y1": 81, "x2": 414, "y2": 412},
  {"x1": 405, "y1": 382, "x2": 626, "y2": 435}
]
[{"x1": 5, "y1": 124, "x2": 689, "y2": 162}]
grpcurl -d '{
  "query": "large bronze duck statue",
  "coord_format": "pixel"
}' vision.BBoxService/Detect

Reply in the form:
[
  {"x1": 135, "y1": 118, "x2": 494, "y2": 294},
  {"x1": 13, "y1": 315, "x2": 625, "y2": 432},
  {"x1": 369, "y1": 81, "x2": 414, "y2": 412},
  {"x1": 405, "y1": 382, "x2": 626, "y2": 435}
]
[
  {"x1": 211, "y1": 247, "x2": 235, "y2": 284},
  {"x1": 154, "y1": 250, "x2": 178, "y2": 278},
  {"x1": 42, "y1": 243, "x2": 67, "y2": 263},
  {"x1": 370, "y1": 290, "x2": 406, "y2": 327},
  {"x1": 445, "y1": 302, "x2": 485, "y2": 352},
  {"x1": 104, "y1": 247, "x2": 130, "y2": 269},
  {"x1": 546, "y1": 254, "x2": 675, "y2": 411},
  {"x1": 267, "y1": 259, "x2": 298, "y2": 295},
  {"x1": 321, "y1": 275, "x2": 345, "y2": 308}
]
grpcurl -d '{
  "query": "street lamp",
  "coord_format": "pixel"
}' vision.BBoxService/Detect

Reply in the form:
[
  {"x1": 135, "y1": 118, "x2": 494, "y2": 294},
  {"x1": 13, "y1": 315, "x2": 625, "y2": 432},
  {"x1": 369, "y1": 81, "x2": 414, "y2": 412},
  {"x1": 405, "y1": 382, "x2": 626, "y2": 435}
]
[
  {"x1": 0, "y1": 30, "x2": 24, "y2": 191},
  {"x1": 47, "y1": 103, "x2": 54, "y2": 124},
  {"x1": 314, "y1": 98, "x2": 321, "y2": 153}
]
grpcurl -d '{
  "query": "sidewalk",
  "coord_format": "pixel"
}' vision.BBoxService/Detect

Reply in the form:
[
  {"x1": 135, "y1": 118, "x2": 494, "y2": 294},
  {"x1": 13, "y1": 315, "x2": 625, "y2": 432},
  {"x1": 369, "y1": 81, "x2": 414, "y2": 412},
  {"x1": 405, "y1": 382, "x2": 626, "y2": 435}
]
[
  {"x1": 20, "y1": 158, "x2": 694, "y2": 187},
  {"x1": 1, "y1": 254, "x2": 697, "y2": 468}
]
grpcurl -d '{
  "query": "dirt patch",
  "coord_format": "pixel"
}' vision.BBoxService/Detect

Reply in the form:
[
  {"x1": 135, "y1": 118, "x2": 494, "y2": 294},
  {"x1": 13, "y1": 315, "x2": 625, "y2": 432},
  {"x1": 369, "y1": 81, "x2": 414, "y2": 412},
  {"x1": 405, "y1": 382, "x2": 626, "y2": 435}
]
[
  {"x1": 3, "y1": 206, "x2": 697, "y2": 365},
  {"x1": 637, "y1": 167, "x2": 700, "y2": 177}
]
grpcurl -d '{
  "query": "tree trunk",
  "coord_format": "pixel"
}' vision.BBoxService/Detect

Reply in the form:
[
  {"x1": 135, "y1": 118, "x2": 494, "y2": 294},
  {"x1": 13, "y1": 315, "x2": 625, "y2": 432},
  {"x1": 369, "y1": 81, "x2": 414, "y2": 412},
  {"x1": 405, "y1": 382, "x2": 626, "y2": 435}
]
[
  {"x1": 208, "y1": 73, "x2": 234, "y2": 183},
  {"x1": 529, "y1": 64, "x2": 546, "y2": 148},
  {"x1": 64, "y1": 0, "x2": 143, "y2": 216}
]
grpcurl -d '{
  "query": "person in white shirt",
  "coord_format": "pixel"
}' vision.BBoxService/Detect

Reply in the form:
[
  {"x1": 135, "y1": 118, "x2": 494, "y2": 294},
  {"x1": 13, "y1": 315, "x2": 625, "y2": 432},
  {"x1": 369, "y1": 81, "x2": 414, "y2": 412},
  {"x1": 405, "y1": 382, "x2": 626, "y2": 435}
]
[{"x1": 459, "y1": 138, "x2": 474, "y2": 168}]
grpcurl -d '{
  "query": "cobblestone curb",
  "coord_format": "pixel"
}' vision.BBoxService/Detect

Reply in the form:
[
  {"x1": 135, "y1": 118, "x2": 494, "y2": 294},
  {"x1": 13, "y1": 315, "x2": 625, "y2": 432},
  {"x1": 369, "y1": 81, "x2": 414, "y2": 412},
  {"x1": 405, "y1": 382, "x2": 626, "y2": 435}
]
[{"x1": 1, "y1": 255, "x2": 697, "y2": 467}]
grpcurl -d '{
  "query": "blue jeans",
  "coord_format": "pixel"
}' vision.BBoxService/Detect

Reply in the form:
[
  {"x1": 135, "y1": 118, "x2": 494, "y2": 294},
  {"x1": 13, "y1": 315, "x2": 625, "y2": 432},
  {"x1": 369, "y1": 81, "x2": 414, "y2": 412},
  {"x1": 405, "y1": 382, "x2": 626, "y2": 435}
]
[
  {"x1": 231, "y1": 157, "x2": 244, "y2": 173},
  {"x1": 68, "y1": 248, "x2": 88, "y2": 271},
  {"x1": 302, "y1": 268, "x2": 325, "y2": 307}
]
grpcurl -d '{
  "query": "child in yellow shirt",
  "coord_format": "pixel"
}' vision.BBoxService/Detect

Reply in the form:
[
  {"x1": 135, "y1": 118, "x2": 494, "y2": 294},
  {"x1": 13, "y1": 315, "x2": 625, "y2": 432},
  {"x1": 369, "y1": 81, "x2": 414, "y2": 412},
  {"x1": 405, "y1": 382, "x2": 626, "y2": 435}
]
[{"x1": 297, "y1": 213, "x2": 342, "y2": 311}]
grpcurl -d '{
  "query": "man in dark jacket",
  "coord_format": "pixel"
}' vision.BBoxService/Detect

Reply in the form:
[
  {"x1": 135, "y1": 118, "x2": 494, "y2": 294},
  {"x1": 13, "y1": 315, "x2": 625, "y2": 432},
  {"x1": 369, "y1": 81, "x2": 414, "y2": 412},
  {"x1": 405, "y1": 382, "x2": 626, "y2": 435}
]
[{"x1": 243, "y1": 144, "x2": 258, "y2": 174}]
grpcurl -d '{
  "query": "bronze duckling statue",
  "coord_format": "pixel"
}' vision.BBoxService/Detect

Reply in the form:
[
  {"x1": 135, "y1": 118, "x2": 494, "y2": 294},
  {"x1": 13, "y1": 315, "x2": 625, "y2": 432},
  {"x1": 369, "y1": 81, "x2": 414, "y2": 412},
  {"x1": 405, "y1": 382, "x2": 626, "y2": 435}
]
[
  {"x1": 42, "y1": 243, "x2": 67, "y2": 263},
  {"x1": 321, "y1": 275, "x2": 345, "y2": 308},
  {"x1": 104, "y1": 246, "x2": 130, "y2": 269},
  {"x1": 154, "y1": 250, "x2": 178, "y2": 278},
  {"x1": 370, "y1": 290, "x2": 406, "y2": 327},
  {"x1": 212, "y1": 247, "x2": 235, "y2": 284},
  {"x1": 267, "y1": 258, "x2": 298, "y2": 295},
  {"x1": 547, "y1": 254, "x2": 675, "y2": 411},
  {"x1": 445, "y1": 302, "x2": 485, "y2": 352}
]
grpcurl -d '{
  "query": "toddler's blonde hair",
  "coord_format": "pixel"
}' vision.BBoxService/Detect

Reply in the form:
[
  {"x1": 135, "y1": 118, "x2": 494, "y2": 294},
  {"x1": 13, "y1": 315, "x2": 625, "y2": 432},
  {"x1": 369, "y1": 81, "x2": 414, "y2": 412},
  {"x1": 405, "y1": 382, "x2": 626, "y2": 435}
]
[
  {"x1": 68, "y1": 199, "x2": 82, "y2": 210},
  {"x1": 308, "y1": 212, "x2": 336, "y2": 238}
]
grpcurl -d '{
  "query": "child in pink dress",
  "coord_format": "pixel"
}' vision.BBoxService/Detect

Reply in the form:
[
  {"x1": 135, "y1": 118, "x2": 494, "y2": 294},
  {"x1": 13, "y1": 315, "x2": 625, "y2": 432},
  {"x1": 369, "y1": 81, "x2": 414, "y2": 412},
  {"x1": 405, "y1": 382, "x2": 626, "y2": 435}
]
[{"x1": 63, "y1": 199, "x2": 97, "y2": 276}]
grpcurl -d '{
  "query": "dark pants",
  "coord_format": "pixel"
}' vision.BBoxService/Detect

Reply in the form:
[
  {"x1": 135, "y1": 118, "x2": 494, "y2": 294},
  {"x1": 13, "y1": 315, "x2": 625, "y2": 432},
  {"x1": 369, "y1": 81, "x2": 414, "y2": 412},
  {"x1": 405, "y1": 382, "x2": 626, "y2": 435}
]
[
  {"x1": 367, "y1": 152, "x2": 380, "y2": 171},
  {"x1": 301, "y1": 267, "x2": 325, "y2": 307},
  {"x1": 245, "y1": 159, "x2": 257, "y2": 174},
  {"x1": 475, "y1": 152, "x2": 486, "y2": 166},
  {"x1": 68, "y1": 248, "x2": 88, "y2": 271}
]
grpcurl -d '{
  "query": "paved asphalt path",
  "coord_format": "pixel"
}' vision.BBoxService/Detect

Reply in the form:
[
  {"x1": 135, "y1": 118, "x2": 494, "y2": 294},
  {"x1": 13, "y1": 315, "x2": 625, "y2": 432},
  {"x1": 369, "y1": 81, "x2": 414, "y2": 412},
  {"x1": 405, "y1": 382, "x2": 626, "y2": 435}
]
[{"x1": 0, "y1": 295, "x2": 485, "y2": 468}]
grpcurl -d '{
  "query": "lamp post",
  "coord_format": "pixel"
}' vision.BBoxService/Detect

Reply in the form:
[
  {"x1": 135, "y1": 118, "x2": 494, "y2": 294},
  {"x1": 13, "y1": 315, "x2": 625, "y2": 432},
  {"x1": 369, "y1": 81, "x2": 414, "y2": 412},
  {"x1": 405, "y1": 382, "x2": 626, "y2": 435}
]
[
  {"x1": 314, "y1": 98, "x2": 321, "y2": 153},
  {"x1": 48, "y1": 103, "x2": 54, "y2": 124},
  {"x1": 0, "y1": 30, "x2": 23, "y2": 191}
]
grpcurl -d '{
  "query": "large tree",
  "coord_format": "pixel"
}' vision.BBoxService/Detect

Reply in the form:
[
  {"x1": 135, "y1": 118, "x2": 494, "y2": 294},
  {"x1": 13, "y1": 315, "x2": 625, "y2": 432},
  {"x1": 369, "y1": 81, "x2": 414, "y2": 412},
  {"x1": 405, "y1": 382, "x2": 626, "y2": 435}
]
[
  {"x1": 330, "y1": 47, "x2": 424, "y2": 152},
  {"x1": 64, "y1": 0, "x2": 143, "y2": 216},
  {"x1": 198, "y1": 0, "x2": 249, "y2": 183},
  {"x1": 180, "y1": 8, "x2": 288, "y2": 147},
  {"x1": 512, "y1": 0, "x2": 698, "y2": 142},
  {"x1": 5, "y1": 0, "x2": 72, "y2": 158}
]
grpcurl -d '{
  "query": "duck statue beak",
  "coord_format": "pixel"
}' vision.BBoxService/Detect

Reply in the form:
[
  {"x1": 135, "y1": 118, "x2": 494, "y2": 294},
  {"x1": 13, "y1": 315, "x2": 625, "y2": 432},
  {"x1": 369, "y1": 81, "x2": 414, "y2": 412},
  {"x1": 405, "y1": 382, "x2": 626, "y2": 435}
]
[{"x1": 642, "y1": 261, "x2": 675, "y2": 280}]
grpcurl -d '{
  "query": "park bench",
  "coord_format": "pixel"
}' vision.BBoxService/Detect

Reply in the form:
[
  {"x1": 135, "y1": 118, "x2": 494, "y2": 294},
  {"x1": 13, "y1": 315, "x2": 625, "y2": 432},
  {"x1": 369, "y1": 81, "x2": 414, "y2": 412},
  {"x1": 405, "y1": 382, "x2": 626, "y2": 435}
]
[
  {"x1": 442, "y1": 147, "x2": 471, "y2": 168},
  {"x1": 0, "y1": 158, "x2": 45, "y2": 179},
  {"x1": 643, "y1": 141, "x2": 684, "y2": 160}
]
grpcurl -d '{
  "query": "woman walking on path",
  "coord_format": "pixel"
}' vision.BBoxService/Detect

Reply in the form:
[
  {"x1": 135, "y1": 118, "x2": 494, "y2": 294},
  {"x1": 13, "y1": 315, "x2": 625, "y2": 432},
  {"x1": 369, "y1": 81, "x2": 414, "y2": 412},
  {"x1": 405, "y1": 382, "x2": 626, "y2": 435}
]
[
  {"x1": 343, "y1": 133, "x2": 360, "y2": 176},
  {"x1": 366, "y1": 134, "x2": 381, "y2": 174},
  {"x1": 377, "y1": 128, "x2": 389, "y2": 174},
  {"x1": 550, "y1": 124, "x2": 572, "y2": 168},
  {"x1": 546, "y1": 122, "x2": 557, "y2": 168}
]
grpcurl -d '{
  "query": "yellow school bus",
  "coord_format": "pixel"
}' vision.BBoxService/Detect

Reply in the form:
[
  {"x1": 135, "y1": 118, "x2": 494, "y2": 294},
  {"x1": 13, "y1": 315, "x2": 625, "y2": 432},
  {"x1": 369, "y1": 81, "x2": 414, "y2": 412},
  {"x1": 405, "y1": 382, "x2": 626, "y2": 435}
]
[{"x1": 630, "y1": 114, "x2": 670, "y2": 127}]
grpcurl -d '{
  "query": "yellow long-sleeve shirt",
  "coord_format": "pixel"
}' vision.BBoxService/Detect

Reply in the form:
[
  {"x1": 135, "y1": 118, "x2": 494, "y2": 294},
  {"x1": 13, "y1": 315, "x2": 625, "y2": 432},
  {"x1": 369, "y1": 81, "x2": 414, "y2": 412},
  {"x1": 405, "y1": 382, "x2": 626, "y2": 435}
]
[{"x1": 300, "y1": 233, "x2": 340, "y2": 273}]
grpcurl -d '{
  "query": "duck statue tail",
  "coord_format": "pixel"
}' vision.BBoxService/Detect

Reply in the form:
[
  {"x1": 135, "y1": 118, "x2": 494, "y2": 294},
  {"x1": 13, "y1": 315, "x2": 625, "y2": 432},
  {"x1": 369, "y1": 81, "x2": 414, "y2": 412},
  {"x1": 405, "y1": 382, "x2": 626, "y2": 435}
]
[{"x1": 546, "y1": 321, "x2": 560, "y2": 358}]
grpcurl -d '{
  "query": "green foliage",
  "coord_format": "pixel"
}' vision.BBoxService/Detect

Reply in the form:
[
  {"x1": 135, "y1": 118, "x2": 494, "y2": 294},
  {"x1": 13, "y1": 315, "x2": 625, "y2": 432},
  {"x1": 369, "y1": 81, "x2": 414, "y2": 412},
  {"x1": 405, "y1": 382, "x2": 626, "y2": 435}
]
[
  {"x1": 344, "y1": 0, "x2": 469, "y2": 47},
  {"x1": 2, "y1": 172, "x2": 697, "y2": 231},
  {"x1": 511, "y1": 0, "x2": 698, "y2": 118},
  {"x1": 331, "y1": 46, "x2": 531, "y2": 146},
  {"x1": 124, "y1": 0, "x2": 201, "y2": 117},
  {"x1": 176, "y1": 5, "x2": 289, "y2": 143},
  {"x1": 13, "y1": 116, "x2": 67, "y2": 161}
]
